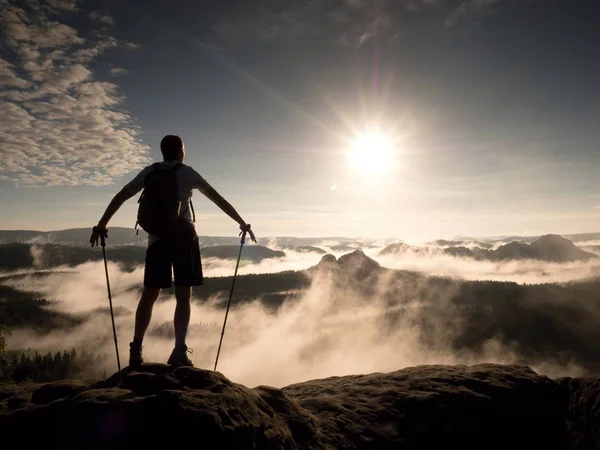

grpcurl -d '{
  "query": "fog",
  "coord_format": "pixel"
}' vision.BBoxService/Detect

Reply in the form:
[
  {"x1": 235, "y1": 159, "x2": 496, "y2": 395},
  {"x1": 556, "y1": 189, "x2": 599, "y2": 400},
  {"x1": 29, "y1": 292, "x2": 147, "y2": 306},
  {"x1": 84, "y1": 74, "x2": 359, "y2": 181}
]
[
  {"x1": 201, "y1": 249, "x2": 325, "y2": 277},
  {"x1": 5, "y1": 243, "x2": 598, "y2": 387},
  {"x1": 204, "y1": 244, "x2": 600, "y2": 285},
  {"x1": 3, "y1": 260, "x2": 519, "y2": 387},
  {"x1": 375, "y1": 250, "x2": 600, "y2": 284}
]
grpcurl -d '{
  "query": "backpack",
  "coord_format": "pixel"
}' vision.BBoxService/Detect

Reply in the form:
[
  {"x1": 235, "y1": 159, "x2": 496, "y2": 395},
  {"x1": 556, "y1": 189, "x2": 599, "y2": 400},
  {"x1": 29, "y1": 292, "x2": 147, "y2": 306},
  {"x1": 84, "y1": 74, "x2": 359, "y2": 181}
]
[{"x1": 135, "y1": 163, "x2": 192, "y2": 237}]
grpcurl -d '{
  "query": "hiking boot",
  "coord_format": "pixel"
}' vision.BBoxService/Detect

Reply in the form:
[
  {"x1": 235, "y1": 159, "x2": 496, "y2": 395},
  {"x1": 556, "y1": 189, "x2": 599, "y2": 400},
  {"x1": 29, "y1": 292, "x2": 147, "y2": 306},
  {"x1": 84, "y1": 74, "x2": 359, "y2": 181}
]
[
  {"x1": 129, "y1": 342, "x2": 144, "y2": 367},
  {"x1": 167, "y1": 344, "x2": 194, "y2": 367}
]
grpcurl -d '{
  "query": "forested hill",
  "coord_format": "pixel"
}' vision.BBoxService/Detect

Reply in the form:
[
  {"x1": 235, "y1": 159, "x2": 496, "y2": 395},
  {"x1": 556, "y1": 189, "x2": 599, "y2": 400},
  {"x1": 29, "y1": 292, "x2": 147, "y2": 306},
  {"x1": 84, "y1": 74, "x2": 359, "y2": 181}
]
[
  {"x1": 0, "y1": 228, "x2": 362, "y2": 248},
  {"x1": 0, "y1": 243, "x2": 285, "y2": 271}
]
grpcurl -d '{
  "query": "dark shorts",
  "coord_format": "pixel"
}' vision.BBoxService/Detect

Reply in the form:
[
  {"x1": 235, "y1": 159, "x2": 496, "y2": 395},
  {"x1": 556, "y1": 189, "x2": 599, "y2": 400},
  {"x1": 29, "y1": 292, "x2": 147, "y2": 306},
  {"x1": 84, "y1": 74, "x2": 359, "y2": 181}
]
[{"x1": 144, "y1": 231, "x2": 204, "y2": 288}]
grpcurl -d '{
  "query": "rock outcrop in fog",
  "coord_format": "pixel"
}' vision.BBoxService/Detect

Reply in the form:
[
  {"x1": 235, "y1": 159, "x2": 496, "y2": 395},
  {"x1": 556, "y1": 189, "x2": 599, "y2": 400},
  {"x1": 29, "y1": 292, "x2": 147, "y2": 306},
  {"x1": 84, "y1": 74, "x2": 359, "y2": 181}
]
[
  {"x1": 1, "y1": 363, "x2": 598, "y2": 449},
  {"x1": 381, "y1": 234, "x2": 597, "y2": 262}
]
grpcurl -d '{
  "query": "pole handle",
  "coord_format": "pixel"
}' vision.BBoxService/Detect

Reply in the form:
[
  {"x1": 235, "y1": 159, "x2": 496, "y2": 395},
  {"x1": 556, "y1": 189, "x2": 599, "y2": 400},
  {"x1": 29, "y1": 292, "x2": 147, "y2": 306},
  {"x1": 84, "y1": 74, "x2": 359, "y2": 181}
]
[
  {"x1": 93, "y1": 226, "x2": 108, "y2": 248},
  {"x1": 239, "y1": 223, "x2": 255, "y2": 244}
]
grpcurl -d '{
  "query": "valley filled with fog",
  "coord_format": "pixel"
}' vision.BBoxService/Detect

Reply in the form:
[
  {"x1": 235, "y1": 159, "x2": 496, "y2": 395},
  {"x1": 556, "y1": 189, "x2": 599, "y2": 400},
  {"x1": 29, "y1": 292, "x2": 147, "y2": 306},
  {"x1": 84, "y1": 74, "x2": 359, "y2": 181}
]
[{"x1": 2, "y1": 229, "x2": 600, "y2": 387}]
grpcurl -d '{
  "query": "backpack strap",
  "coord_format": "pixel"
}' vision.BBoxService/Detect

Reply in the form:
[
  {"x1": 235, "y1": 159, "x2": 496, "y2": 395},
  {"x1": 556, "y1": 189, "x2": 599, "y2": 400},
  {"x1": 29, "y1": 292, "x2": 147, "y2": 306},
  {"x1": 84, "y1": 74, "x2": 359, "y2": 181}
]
[
  {"x1": 190, "y1": 199, "x2": 196, "y2": 223},
  {"x1": 134, "y1": 164, "x2": 161, "y2": 233}
]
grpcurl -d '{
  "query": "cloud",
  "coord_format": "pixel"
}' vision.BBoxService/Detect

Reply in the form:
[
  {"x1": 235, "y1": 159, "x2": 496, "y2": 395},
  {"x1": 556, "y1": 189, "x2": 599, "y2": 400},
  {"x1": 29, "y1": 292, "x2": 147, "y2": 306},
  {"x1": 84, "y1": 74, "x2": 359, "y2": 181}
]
[
  {"x1": 0, "y1": 57, "x2": 31, "y2": 88},
  {"x1": 108, "y1": 67, "x2": 129, "y2": 76},
  {"x1": 45, "y1": 0, "x2": 78, "y2": 12},
  {"x1": 214, "y1": 0, "x2": 408, "y2": 48},
  {"x1": 375, "y1": 249, "x2": 600, "y2": 284},
  {"x1": 124, "y1": 42, "x2": 141, "y2": 50},
  {"x1": 444, "y1": 0, "x2": 500, "y2": 28},
  {"x1": 0, "y1": 1, "x2": 150, "y2": 187},
  {"x1": 213, "y1": 0, "x2": 505, "y2": 48},
  {"x1": 87, "y1": 10, "x2": 115, "y2": 26}
]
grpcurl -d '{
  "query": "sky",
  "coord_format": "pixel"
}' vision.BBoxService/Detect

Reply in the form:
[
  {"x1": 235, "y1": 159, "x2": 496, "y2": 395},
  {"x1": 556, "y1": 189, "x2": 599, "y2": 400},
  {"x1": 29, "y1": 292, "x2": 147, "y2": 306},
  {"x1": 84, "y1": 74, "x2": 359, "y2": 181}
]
[{"x1": 0, "y1": 0, "x2": 599, "y2": 240}]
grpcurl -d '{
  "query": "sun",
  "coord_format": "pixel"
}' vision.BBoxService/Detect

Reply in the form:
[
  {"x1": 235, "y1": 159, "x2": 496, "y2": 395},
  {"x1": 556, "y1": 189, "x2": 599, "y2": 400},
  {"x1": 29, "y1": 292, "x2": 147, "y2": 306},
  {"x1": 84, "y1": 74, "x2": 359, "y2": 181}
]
[{"x1": 349, "y1": 131, "x2": 396, "y2": 174}]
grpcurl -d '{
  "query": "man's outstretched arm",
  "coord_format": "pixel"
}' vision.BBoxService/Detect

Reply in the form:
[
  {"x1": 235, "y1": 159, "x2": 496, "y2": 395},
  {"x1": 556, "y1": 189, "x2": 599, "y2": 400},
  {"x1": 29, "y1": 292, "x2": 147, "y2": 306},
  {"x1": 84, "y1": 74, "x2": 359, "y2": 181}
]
[
  {"x1": 89, "y1": 189, "x2": 137, "y2": 247},
  {"x1": 101, "y1": 189, "x2": 142, "y2": 227},
  {"x1": 89, "y1": 167, "x2": 150, "y2": 247},
  {"x1": 198, "y1": 180, "x2": 257, "y2": 242}
]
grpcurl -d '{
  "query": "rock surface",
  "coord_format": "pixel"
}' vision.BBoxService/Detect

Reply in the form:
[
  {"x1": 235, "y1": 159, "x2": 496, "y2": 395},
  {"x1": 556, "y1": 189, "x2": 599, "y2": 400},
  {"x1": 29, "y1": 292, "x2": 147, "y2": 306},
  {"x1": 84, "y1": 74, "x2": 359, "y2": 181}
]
[
  {"x1": 1, "y1": 363, "x2": 599, "y2": 449},
  {"x1": 560, "y1": 376, "x2": 600, "y2": 450}
]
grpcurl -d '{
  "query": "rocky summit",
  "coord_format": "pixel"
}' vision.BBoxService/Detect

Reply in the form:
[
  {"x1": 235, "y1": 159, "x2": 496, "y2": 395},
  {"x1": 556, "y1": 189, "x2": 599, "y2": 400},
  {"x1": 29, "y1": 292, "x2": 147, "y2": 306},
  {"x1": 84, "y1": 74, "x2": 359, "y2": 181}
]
[{"x1": 0, "y1": 363, "x2": 598, "y2": 449}]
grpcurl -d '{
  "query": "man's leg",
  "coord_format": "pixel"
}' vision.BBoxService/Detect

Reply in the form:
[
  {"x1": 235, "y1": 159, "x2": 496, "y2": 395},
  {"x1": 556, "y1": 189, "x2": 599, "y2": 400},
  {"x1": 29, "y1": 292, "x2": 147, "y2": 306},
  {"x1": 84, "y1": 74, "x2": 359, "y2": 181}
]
[
  {"x1": 128, "y1": 287, "x2": 161, "y2": 367},
  {"x1": 167, "y1": 286, "x2": 193, "y2": 366},
  {"x1": 136, "y1": 236, "x2": 171, "y2": 360},
  {"x1": 133, "y1": 287, "x2": 161, "y2": 344},
  {"x1": 174, "y1": 286, "x2": 191, "y2": 347},
  {"x1": 168, "y1": 230, "x2": 202, "y2": 366}
]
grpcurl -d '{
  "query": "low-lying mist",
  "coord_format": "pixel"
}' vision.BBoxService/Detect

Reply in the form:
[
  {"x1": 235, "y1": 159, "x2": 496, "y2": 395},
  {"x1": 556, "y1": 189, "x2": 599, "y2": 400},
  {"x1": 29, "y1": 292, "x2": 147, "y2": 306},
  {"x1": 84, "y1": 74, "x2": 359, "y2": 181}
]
[
  {"x1": 205, "y1": 244, "x2": 600, "y2": 285},
  {"x1": 375, "y1": 249, "x2": 600, "y2": 284},
  {"x1": 5, "y1": 244, "x2": 600, "y2": 387}
]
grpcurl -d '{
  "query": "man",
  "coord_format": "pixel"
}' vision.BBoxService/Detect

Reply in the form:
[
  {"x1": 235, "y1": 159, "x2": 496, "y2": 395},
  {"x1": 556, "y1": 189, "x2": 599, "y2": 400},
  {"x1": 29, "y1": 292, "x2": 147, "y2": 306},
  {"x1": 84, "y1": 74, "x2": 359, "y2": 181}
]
[{"x1": 89, "y1": 135, "x2": 255, "y2": 367}]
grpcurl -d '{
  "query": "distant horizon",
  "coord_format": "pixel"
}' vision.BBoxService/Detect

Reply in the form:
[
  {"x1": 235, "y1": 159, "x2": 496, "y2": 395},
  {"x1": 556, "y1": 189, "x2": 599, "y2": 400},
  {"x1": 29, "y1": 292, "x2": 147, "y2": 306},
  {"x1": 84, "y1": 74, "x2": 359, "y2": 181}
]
[{"x1": 1, "y1": 225, "x2": 600, "y2": 244}]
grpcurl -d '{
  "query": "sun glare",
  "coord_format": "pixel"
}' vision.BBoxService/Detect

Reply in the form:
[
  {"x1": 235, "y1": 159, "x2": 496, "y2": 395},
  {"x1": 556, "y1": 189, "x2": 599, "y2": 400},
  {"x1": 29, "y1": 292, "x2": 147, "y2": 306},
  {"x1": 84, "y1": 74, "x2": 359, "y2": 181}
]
[{"x1": 350, "y1": 131, "x2": 396, "y2": 174}]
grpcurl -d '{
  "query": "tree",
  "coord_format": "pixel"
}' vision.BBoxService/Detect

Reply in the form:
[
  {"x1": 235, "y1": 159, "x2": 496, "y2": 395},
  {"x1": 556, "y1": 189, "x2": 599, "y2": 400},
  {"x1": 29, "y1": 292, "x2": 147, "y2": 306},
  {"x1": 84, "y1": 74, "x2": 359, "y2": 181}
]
[
  {"x1": 0, "y1": 324, "x2": 7, "y2": 356},
  {"x1": 0, "y1": 356, "x2": 8, "y2": 381},
  {"x1": 0, "y1": 304, "x2": 10, "y2": 356}
]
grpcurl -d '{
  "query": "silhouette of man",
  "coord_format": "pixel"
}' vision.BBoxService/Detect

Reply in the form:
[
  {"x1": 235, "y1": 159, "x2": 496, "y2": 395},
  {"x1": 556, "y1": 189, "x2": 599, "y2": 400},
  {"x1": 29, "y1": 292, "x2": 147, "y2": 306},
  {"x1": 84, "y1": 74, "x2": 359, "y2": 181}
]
[{"x1": 90, "y1": 135, "x2": 256, "y2": 367}]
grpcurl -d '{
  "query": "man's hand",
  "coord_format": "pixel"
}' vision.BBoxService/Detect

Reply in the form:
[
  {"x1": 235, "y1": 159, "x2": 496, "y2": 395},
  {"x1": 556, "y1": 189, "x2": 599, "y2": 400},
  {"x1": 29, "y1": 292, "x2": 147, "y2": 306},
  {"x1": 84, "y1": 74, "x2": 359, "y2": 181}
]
[
  {"x1": 90, "y1": 225, "x2": 108, "y2": 247},
  {"x1": 239, "y1": 223, "x2": 257, "y2": 243}
]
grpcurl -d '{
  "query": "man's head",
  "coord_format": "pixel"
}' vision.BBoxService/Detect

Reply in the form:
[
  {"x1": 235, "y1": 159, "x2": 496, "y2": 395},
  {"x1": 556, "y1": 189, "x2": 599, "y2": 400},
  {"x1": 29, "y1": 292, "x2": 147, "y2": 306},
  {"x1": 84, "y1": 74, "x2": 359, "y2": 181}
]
[{"x1": 160, "y1": 135, "x2": 185, "y2": 162}]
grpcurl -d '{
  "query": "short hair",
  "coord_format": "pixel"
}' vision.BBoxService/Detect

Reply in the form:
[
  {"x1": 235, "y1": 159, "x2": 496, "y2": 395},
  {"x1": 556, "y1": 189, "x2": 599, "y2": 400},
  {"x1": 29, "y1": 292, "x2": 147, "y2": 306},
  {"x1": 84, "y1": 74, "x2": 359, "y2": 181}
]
[{"x1": 160, "y1": 135, "x2": 184, "y2": 160}]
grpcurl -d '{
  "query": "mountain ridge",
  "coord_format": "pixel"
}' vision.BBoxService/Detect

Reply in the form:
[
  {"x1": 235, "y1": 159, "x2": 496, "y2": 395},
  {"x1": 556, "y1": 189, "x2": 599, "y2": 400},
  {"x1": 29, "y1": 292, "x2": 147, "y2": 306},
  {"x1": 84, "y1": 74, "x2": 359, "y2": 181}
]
[
  {"x1": 3, "y1": 227, "x2": 600, "y2": 247},
  {"x1": 0, "y1": 228, "x2": 372, "y2": 248},
  {"x1": 0, "y1": 243, "x2": 286, "y2": 271},
  {"x1": 381, "y1": 234, "x2": 597, "y2": 262}
]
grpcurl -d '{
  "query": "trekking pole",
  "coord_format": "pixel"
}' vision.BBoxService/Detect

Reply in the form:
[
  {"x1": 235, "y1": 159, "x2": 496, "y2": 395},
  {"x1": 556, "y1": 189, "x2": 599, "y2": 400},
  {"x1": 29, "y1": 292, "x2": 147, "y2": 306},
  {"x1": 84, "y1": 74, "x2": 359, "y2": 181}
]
[
  {"x1": 214, "y1": 228, "x2": 249, "y2": 372},
  {"x1": 94, "y1": 227, "x2": 122, "y2": 376}
]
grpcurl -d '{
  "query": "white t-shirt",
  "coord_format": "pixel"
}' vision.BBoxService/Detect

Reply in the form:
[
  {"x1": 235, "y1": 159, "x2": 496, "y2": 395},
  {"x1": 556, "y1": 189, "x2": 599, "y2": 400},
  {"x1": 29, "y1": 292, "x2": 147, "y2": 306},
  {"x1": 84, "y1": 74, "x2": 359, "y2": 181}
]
[{"x1": 120, "y1": 161, "x2": 210, "y2": 244}]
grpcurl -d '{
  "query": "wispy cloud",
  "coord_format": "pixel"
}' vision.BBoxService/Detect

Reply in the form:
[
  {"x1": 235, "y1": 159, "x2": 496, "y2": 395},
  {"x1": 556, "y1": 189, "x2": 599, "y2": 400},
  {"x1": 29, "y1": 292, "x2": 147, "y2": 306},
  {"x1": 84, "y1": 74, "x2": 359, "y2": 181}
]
[
  {"x1": 214, "y1": 0, "x2": 504, "y2": 48},
  {"x1": 444, "y1": 0, "x2": 500, "y2": 28},
  {"x1": 124, "y1": 42, "x2": 141, "y2": 50},
  {"x1": 87, "y1": 10, "x2": 115, "y2": 26},
  {"x1": 0, "y1": 0, "x2": 149, "y2": 187},
  {"x1": 214, "y1": 0, "x2": 406, "y2": 48},
  {"x1": 45, "y1": 0, "x2": 78, "y2": 12},
  {"x1": 108, "y1": 67, "x2": 129, "y2": 76}
]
